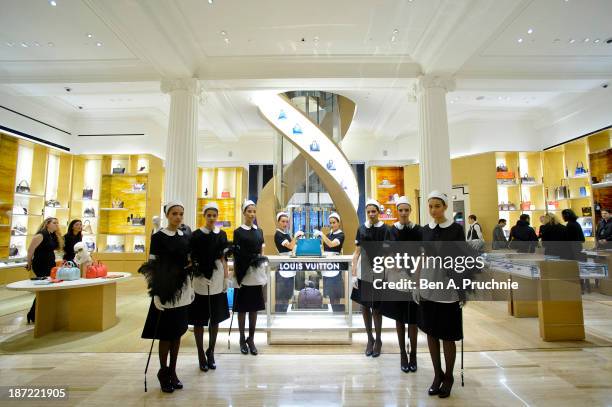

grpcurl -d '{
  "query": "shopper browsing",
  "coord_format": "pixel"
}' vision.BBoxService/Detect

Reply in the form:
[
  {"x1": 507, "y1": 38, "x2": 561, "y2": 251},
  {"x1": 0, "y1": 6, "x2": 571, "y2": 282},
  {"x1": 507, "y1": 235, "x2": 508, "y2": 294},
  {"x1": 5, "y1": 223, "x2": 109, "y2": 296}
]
[
  {"x1": 62, "y1": 219, "x2": 82, "y2": 262},
  {"x1": 596, "y1": 208, "x2": 612, "y2": 249},
  {"x1": 351, "y1": 199, "x2": 387, "y2": 358},
  {"x1": 189, "y1": 202, "x2": 230, "y2": 372},
  {"x1": 381, "y1": 196, "x2": 422, "y2": 373},
  {"x1": 466, "y1": 215, "x2": 484, "y2": 252},
  {"x1": 140, "y1": 202, "x2": 194, "y2": 393},
  {"x1": 232, "y1": 200, "x2": 267, "y2": 356},
  {"x1": 492, "y1": 219, "x2": 508, "y2": 249},
  {"x1": 509, "y1": 214, "x2": 538, "y2": 253}
]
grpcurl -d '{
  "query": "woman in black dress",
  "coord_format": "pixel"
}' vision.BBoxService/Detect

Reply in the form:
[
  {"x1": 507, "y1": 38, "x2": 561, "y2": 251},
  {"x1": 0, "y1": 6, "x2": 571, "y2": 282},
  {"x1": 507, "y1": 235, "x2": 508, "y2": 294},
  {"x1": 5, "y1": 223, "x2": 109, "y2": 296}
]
[
  {"x1": 232, "y1": 200, "x2": 267, "y2": 356},
  {"x1": 314, "y1": 212, "x2": 345, "y2": 305},
  {"x1": 189, "y1": 202, "x2": 230, "y2": 372},
  {"x1": 382, "y1": 196, "x2": 422, "y2": 373},
  {"x1": 419, "y1": 191, "x2": 465, "y2": 399},
  {"x1": 351, "y1": 199, "x2": 387, "y2": 357},
  {"x1": 25, "y1": 217, "x2": 63, "y2": 323},
  {"x1": 274, "y1": 211, "x2": 304, "y2": 312},
  {"x1": 140, "y1": 202, "x2": 194, "y2": 393},
  {"x1": 63, "y1": 219, "x2": 82, "y2": 262}
]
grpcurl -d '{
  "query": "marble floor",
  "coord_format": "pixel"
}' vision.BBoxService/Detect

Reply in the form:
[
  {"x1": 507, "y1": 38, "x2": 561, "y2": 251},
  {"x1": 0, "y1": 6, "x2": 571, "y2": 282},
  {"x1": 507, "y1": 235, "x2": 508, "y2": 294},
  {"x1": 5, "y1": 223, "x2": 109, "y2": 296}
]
[{"x1": 0, "y1": 277, "x2": 611, "y2": 406}]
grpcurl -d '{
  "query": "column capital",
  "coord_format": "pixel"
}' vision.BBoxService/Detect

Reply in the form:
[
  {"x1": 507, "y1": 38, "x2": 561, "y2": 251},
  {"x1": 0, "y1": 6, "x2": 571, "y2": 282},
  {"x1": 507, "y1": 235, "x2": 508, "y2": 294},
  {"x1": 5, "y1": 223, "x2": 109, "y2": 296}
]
[
  {"x1": 161, "y1": 77, "x2": 204, "y2": 100},
  {"x1": 414, "y1": 74, "x2": 456, "y2": 94}
]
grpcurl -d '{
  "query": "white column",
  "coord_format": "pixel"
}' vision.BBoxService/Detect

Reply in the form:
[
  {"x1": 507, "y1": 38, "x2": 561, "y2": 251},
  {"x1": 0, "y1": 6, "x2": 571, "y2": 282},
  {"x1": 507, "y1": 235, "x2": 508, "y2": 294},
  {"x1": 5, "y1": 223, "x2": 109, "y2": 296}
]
[
  {"x1": 161, "y1": 78, "x2": 202, "y2": 227},
  {"x1": 415, "y1": 74, "x2": 455, "y2": 223}
]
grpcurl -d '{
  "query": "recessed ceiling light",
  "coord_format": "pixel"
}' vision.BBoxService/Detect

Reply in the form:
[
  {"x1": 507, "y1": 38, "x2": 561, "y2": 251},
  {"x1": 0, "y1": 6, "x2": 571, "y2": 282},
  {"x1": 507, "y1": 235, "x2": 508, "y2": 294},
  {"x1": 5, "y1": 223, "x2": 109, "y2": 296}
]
[
  {"x1": 527, "y1": 28, "x2": 533, "y2": 34},
  {"x1": 313, "y1": 36, "x2": 319, "y2": 43},
  {"x1": 220, "y1": 30, "x2": 227, "y2": 36},
  {"x1": 594, "y1": 38, "x2": 601, "y2": 43},
  {"x1": 49, "y1": 0, "x2": 57, "y2": 6},
  {"x1": 553, "y1": 38, "x2": 560, "y2": 43},
  {"x1": 450, "y1": 100, "x2": 455, "y2": 104},
  {"x1": 224, "y1": 38, "x2": 230, "y2": 44},
  {"x1": 208, "y1": 0, "x2": 213, "y2": 3},
  {"x1": 517, "y1": 38, "x2": 523, "y2": 43},
  {"x1": 584, "y1": 38, "x2": 590, "y2": 42},
  {"x1": 393, "y1": 29, "x2": 399, "y2": 35},
  {"x1": 498, "y1": 96, "x2": 503, "y2": 100},
  {"x1": 47, "y1": 42, "x2": 54, "y2": 47},
  {"x1": 34, "y1": 41, "x2": 40, "y2": 46},
  {"x1": 21, "y1": 42, "x2": 28, "y2": 48},
  {"x1": 87, "y1": 33, "x2": 93, "y2": 38},
  {"x1": 391, "y1": 35, "x2": 397, "y2": 43},
  {"x1": 6, "y1": 42, "x2": 14, "y2": 47},
  {"x1": 96, "y1": 42, "x2": 102, "y2": 47},
  {"x1": 569, "y1": 38, "x2": 575, "y2": 43},
  {"x1": 505, "y1": 96, "x2": 511, "y2": 101}
]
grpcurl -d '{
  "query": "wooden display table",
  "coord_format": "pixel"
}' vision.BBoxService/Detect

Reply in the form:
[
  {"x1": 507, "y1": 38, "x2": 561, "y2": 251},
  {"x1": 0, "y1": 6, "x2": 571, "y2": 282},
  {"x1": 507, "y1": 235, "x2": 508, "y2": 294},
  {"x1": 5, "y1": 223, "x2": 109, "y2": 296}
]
[{"x1": 7, "y1": 273, "x2": 131, "y2": 338}]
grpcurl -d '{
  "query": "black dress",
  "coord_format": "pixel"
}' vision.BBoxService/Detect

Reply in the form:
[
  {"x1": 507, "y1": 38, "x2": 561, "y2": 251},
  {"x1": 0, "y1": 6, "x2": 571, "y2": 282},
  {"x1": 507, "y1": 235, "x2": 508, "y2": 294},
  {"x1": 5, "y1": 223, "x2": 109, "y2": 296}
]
[
  {"x1": 418, "y1": 221, "x2": 465, "y2": 341},
  {"x1": 62, "y1": 232, "x2": 82, "y2": 262},
  {"x1": 323, "y1": 230, "x2": 345, "y2": 300},
  {"x1": 274, "y1": 230, "x2": 295, "y2": 303},
  {"x1": 32, "y1": 230, "x2": 58, "y2": 277},
  {"x1": 565, "y1": 220, "x2": 586, "y2": 261},
  {"x1": 233, "y1": 225, "x2": 266, "y2": 312},
  {"x1": 380, "y1": 222, "x2": 422, "y2": 324},
  {"x1": 141, "y1": 230, "x2": 192, "y2": 341},
  {"x1": 350, "y1": 222, "x2": 387, "y2": 309},
  {"x1": 188, "y1": 228, "x2": 230, "y2": 326}
]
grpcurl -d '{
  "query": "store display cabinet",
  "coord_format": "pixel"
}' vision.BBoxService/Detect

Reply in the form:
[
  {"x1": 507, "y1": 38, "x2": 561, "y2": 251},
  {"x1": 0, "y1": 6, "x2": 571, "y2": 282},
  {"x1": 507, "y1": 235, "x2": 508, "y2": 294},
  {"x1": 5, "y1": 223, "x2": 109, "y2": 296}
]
[{"x1": 368, "y1": 166, "x2": 404, "y2": 225}]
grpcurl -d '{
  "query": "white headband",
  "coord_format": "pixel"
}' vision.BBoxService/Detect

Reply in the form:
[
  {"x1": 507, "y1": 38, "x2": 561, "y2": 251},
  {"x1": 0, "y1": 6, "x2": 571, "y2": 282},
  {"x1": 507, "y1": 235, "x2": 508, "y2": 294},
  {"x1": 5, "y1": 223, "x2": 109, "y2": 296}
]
[
  {"x1": 203, "y1": 201, "x2": 219, "y2": 214},
  {"x1": 395, "y1": 196, "x2": 411, "y2": 208},
  {"x1": 365, "y1": 199, "x2": 382, "y2": 212},
  {"x1": 242, "y1": 199, "x2": 256, "y2": 213},
  {"x1": 328, "y1": 212, "x2": 341, "y2": 222},
  {"x1": 276, "y1": 211, "x2": 289, "y2": 222},
  {"x1": 164, "y1": 201, "x2": 184, "y2": 215},
  {"x1": 427, "y1": 190, "x2": 449, "y2": 205}
]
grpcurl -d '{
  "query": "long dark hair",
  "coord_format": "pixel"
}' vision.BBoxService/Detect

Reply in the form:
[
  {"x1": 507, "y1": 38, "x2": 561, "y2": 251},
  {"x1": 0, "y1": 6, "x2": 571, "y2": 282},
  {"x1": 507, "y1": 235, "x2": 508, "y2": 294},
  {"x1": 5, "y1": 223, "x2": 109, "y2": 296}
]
[
  {"x1": 561, "y1": 209, "x2": 578, "y2": 222},
  {"x1": 66, "y1": 219, "x2": 83, "y2": 238}
]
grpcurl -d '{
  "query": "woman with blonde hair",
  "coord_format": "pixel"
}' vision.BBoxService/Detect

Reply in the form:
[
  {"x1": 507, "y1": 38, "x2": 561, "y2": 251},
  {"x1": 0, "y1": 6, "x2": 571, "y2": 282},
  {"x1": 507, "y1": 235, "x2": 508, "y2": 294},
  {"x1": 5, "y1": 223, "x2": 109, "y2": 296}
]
[
  {"x1": 25, "y1": 217, "x2": 64, "y2": 323},
  {"x1": 539, "y1": 212, "x2": 567, "y2": 258}
]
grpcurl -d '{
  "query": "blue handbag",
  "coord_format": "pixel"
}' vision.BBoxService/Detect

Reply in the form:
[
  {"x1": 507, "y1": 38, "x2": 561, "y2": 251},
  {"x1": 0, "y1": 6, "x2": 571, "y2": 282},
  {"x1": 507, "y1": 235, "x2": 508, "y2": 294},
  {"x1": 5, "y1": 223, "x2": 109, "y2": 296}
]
[
  {"x1": 226, "y1": 287, "x2": 234, "y2": 309},
  {"x1": 296, "y1": 238, "x2": 322, "y2": 257},
  {"x1": 292, "y1": 124, "x2": 303, "y2": 135},
  {"x1": 56, "y1": 261, "x2": 81, "y2": 281},
  {"x1": 278, "y1": 110, "x2": 287, "y2": 120}
]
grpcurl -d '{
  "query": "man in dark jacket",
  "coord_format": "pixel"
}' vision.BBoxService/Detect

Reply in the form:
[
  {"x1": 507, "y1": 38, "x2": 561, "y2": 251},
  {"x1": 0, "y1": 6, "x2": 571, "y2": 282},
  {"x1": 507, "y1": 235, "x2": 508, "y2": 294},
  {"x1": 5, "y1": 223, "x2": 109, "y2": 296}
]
[
  {"x1": 492, "y1": 219, "x2": 508, "y2": 249},
  {"x1": 509, "y1": 214, "x2": 538, "y2": 253},
  {"x1": 596, "y1": 209, "x2": 612, "y2": 249}
]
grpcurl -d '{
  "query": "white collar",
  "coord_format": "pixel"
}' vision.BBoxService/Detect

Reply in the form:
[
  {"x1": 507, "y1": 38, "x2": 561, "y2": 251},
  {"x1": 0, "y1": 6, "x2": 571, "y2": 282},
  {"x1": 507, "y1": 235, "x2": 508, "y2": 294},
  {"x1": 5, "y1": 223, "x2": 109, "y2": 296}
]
[
  {"x1": 276, "y1": 228, "x2": 288, "y2": 234},
  {"x1": 331, "y1": 229, "x2": 343, "y2": 235},
  {"x1": 364, "y1": 219, "x2": 385, "y2": 229},
  {"x1": 364, "y1": 220, "x2": 384, "y2": 228},
  {"x1": 241, "y1": 224, "x2": 258, "y2": 230},
  {"x1": 428, "y1": 218, "x2": 453, "y2": 229},
  {"x1": 200, "y1": 226, "x2": 220, "y2": 234},
  {"x1": 160, "y1": 228, "x2": 184, "y2": 236},
  {"x1": 394, "y1": 221, "x2": 414, "y2": 230}
]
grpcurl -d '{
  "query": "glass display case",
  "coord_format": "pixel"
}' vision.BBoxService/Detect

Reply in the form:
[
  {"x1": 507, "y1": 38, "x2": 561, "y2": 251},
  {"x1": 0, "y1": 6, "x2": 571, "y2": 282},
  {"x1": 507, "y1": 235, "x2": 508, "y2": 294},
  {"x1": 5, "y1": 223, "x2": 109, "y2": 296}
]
[{"x1": 484, "y1": 252, "x2": 608, "y2": 279}]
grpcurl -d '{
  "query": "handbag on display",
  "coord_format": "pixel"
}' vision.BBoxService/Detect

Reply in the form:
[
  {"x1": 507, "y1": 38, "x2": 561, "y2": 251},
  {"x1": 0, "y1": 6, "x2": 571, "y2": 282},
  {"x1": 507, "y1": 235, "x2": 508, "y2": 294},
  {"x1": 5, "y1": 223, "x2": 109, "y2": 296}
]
[
  {"x1": 112, "y1": 199, "x2": 124, "y2": 209},
  {"x1": 82, "y1": 187, "x2": 94, "y2": 200},
  {"x1": 83, "y1": 220, "x2": 93, "y2": 234},
  {"x1": 575, "y1": 162, "x2": 588, "y2": 176},
  {"x1": 131, "y1": 215, "x2": 146, "y2": 226},
  {"x1": 604, "y1": 173, "x2": 612, "y2": 183},
  {"x1": 45, "y1": 199, "x2": 60, "y2": 208},
  {"x1": 326, "y1": 160, "x2": 336, "y2": 171},
  {"x1": 86, "y1": 261, "x2": 108, "y2": 279},
  {"x1": 134, "y1": 244, "x2": 145, "y2": 253},
  {"x1": 13, "y1": 206, "x2": 28, "y2": 215},
  {"x1": 15, "y1": 180, "x2": 30, "y2": 194},
  {"x1": 547, "y1": 201, "x2": 560, "y2": 210},
  {"x1": 221, "y1": 190, "x2": 231, "y2": 198},
  {"x1": 520, "y1": 174, "x2": 536, "y2": 184},
  {"x1": 555, "y1": 180, "x2": 569, "y2": 199},
  {"x1": 520, "y1": 201, "x2": 531, "y2": 211},
  {"x1": 297, "y1": 286, "x2": 323, "y2": 309},
  {"x1": 132, "y1": 183, "x2": 146, "y2": 192},
  {"x1": 84, "y1": 207, "x2": 95, "y2": 217},
  {"x1": 138, "y1": 165, "x2": 147, "y2": 173},
  {"x1": 278, "y1": 110, "x2": 287, "y2": 120},
  {"x1": 56, "y1": 261, "x2": 81, "y2": 281},
  {"x1": 496, "y1": 163, "x2": 508, "y2": 172},
  {"x1": 9, "y1": 244, "x2": 19, "y2": 257},
  {"x1": 11, "y1": 224, "x2": 27, "y2": 236},
  {"x1": 85, "y1": 241, "x2": 96, "y2": 252},
  {"x1": 309, "y1": 140, "x2": 320, "y2": 152},
  {"x1": 292, "y1": 123, "x2": 303, "y2": 135},
  {"x1": 582, "y1": 207, "x2": 592, "y2": 217},
  {"x1": 508, "y1": 202, "x2": 517, "y2": 211},
  {"x1": 579, "y1": 186, "x2": 587, "y2": 197},
  {"x1": 112, "y1": 166, "x2": 126, "y2": 174}
]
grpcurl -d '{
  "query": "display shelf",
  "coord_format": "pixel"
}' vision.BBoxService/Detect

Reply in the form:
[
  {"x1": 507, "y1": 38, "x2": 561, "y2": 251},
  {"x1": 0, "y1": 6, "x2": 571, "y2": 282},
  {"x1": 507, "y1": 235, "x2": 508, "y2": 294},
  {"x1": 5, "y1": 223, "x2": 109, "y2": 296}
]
[
  {"x1": 592, "y1": 181, "x2": 612, "y2": 189},
  {"x1": 14, "y1": 192, "x2": 45, "y2": 198},
  {"x1": 369, "y1": 166, "x2": 404, "y2": 226}
]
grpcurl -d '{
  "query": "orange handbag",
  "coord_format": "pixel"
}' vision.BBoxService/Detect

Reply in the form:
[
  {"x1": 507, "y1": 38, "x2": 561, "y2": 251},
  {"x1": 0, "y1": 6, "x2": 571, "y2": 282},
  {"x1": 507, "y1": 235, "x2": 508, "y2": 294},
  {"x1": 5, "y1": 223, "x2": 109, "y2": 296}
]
[
  {"x1": 50, "y1": 261, "x2": 66, "y2": 279},
  {"x1": 496, "y1": 171, "x2": 515, "y2": 179},
  {"x1": 86, "y1": 261, "x2": 108, "y2": 278}
]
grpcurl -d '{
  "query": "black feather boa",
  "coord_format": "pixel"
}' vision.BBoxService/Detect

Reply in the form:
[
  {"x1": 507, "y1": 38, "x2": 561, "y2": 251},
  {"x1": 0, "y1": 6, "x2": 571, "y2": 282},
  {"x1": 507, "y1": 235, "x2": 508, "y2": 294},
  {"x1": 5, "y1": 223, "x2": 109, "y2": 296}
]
[{"x1": 138, "y1": 258, "x2": 191, "y2": 304}]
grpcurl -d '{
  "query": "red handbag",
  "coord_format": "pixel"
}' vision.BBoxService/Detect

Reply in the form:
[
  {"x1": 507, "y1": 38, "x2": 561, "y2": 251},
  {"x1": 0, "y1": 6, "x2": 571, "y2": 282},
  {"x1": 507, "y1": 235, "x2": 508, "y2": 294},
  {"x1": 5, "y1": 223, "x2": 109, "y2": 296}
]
[{"x1": 86, "y1": 261, "x2": 108, "y2": 278}]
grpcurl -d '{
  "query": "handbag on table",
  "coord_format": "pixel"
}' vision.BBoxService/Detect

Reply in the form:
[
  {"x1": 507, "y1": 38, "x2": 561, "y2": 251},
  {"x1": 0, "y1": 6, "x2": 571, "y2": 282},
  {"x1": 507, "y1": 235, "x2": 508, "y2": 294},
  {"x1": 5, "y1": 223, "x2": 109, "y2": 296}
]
[
  {"x1": 82, "y1": 187, "x2": 93, "y2": 200},
  {"x1": 86, "y1": 261, "x2": 108, "y2": 279},
  {"x1": 56, "y1": 261, "x2": 81, "y2": 281},
  {"x1": 15, "y1": 180, "x2": 30, "y2": 194}
]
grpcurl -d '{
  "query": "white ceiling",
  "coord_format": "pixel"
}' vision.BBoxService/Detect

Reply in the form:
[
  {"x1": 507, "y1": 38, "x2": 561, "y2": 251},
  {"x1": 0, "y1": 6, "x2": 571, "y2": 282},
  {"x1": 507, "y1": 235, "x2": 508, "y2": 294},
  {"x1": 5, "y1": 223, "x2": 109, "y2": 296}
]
[{"x1": 0, "y1": 0, "x2": 611, "y2": 145}]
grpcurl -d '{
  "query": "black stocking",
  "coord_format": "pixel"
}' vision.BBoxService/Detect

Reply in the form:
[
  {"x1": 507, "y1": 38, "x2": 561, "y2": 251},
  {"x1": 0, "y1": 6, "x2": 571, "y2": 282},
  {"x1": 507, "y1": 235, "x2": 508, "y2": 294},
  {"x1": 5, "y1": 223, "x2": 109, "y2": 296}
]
[
  {"x1": 208, "y1": 323, "x2": 219, "y2": 351},
  {"x1": 427, "y1": 335, "x2": 443, "y2": 390},
  {"x1": 248, "y1": 311, "x2": 257, "y2": 339},
  {"x1": 238, "y1": 312, "x2": 246, "y2": 341},
  {"x1": 158, "y1": 340, "x2": 170, "y2": 368},
  {"x1": 408, "y1": 323, "x2": 418, "y2": 360},
  {"x1": 169, "y1": 339, "x2": 180, "y2": 375}
]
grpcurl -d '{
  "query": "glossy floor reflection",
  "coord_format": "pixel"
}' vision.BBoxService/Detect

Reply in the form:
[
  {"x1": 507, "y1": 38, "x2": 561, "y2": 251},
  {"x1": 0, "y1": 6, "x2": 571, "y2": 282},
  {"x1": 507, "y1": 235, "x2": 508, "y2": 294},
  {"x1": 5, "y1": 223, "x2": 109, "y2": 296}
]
[{"x1": 0, "y1": 348, "x2": 611, "y2": 406}]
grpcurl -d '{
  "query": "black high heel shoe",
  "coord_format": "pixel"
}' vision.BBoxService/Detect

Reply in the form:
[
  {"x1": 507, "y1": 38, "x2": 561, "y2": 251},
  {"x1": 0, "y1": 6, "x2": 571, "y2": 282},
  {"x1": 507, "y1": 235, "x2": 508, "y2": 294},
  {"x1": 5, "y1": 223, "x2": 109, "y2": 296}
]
[
  {"x1": 400, "y1": 352, "x2": 410, "y2": 373},
  {"x1": 239, "y1": 338, "x2": 249, "y2": 355},
  {"x1": 206, "y1": 349, "x2": 216, "y2": 370},
  {"x1": 26, "y1": 315, "x2": 34, "y2": 324},
  {"x1": 438, "y1": 375, "x2": 454, "y2": 399},
  {"x1": 157, "y1": 367, "x2": 174, "y2": 393},
  {"x1": 246, "y1": 337, "x2": 258, "y2": 355},
  {"x1": 408, "y1": 351, "x2": 417, "y2": 372},
  {"x1": 365, "y1": 337, "x2": 374, "y2": 357},
  {"x1": 198, "y1": 349, "x2": 208, "y2": 372},
  {"x1": 169, "y1": 370, "x2": 183, "y2": 390},
  {"x1": 372, "y1": 339, "x2": 382, "y2": 358},
  {"x1": 428, "y1": 375, "x2": 443, "y2": 396}
]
